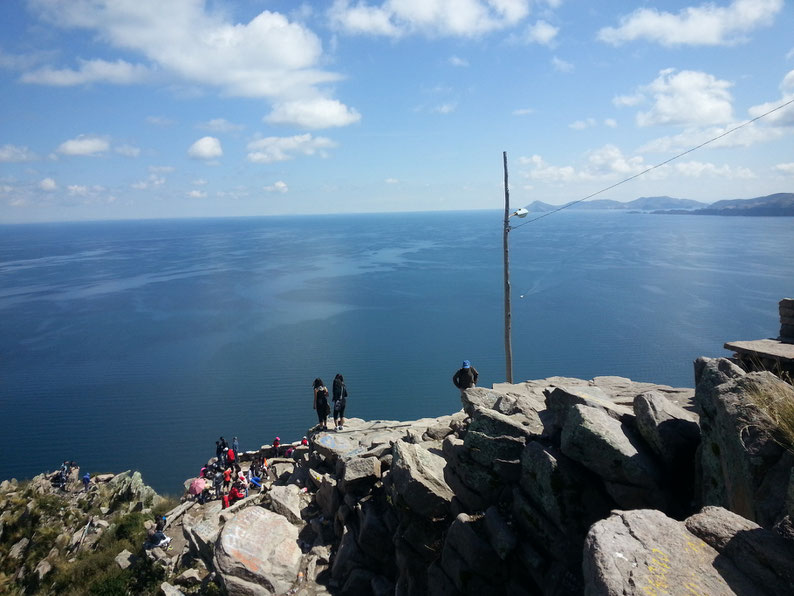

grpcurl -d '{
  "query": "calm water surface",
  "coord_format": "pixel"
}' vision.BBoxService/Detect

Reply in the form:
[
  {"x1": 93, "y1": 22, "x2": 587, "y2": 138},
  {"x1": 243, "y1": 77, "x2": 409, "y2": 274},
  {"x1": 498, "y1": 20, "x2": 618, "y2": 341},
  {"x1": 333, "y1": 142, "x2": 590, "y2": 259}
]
[{"x1": 1, "y1": 211, "x2": 792, "y2": 493}]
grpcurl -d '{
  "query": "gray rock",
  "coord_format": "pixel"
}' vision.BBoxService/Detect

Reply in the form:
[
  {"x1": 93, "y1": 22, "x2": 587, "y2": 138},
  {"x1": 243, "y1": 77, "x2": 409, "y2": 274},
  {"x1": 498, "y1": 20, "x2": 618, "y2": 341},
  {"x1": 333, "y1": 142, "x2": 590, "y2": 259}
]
[
  {"x1": 483, "y1": 506, "x2": 516, "y2": 560},
  {"x1": 316, "y1": 476, "x2": 340, "y2": 519},
  {"x1": 444, "y1": 513, "x2": 502, "y2": 578},
  {"x1": 561, "y1": 404, "x2": 664, "y2": 509},
  {"x1": 182, "y1": 502, "x2": 223, "y2": 564},
  {"x1": 159, "y1": 582, "x2": 185, "y2": 596},
  {"x1": 174, "y1": 567, "x2": 204, "y2": 587},
  {"x1": 583, "y1": 509, "x2": 760, "y2": 596},
  {"x1": 633, "y1": 390, "x2": 700, "y2": 467},
  {"x1": 391, "y1": 440, "x2": 454, "y2": 519},
  {"x1": 214, "y1": 506, "x2": 301, "y2": 595},
  {"x1": 685, "y1": 506, "x2": 794, "y2": 595},
  {"x1": 544, "y1": 385, "x2": 634, "y2": 437},
  {"x1": 34, "y1": 559, "x2": 52, "y2": 581},
  {"x1": 268, "y1": 484, "x2": 303, "y2": 524},
  {"x1": 9, "y1": 537, "x2": 29, "y2": 559},
  {"x1": 696, "y1": 369, "x2": 794, "y2": 526},
  {"x1": 468, "y1": 406, "x2": 539, "y2": 440},
  {"x1": 342, "y1": 456, "x2": 381, "y2": 492},
  {"x1": 340, "y1": 568, "x2": 375, "y2": 595},
  {"x1": 115, "y1": 548, "x2": 136, "y2": 570},
  {"x1": 331, "y1": 527, "x2": 368, "y2": 581}
]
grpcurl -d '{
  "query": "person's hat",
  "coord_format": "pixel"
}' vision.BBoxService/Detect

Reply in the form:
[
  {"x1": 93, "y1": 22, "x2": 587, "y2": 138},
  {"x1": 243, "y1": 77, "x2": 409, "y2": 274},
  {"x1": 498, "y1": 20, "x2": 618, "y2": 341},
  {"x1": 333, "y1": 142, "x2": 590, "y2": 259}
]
[
  {"x1": 224, "y1": 447, "x2": 229, "y2": 451},
  {"x1": 275, "y1": 437, "x2": 280, "y2": 441},
  {"x1": 462, "y1": 360, "x2": 471, "y2": 368}
]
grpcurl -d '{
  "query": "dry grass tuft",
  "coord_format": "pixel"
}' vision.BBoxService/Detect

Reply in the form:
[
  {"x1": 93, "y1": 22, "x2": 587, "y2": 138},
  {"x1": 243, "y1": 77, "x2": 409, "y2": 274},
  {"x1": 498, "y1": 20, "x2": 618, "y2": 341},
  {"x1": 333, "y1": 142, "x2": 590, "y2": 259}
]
[{"x1": 746, "y1": 378, "x2": 794, "y2": 453}]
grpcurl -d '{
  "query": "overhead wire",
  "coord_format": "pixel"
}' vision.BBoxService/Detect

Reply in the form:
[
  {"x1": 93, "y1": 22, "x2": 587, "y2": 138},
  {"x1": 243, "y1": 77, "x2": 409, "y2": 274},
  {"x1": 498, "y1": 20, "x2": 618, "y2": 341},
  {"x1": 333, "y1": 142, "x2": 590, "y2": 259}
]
[{"x1": 510, "y1": 96, "x2": 794, "y2": 229}]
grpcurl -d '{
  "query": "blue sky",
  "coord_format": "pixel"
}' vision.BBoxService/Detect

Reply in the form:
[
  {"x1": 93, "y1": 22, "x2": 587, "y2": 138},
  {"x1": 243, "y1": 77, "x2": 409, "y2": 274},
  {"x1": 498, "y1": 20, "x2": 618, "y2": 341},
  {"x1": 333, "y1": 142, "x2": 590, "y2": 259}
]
[{"x1": 1, "y1": 0, "x2": 792, "y2": 222}]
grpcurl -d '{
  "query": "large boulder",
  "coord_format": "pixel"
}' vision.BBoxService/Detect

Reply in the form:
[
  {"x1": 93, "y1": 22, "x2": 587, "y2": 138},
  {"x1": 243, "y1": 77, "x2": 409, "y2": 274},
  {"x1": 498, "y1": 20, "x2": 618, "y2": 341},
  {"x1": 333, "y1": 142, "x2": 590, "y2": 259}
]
[
  {"x1": 391, "y1": 441, "x2": 454, "y2": 519},
  {"x1": 583, "y1": 509, "x2": 761, "y2": 596},
  {"x1": 544, "y1": 385, "x2": 633, "y2": 437},
  {"x1": 685, "y1": 506, "x2": 794, "y2": 595},
  {"x1": 182, "y1": 502, "x2": 224, "y2": 564},
  {"x1": 696, "y1": 367, "x2": 794, "y2": 526},
  {"x1": 267, "y1": 484, "x2": 303, "y2": 524},
  {"x1": 633, "y1": 390, "x2": 700, "y2": 468},
  {"x1": 560, "y1": 404, "x2": 664, "y2": 509},
  {"x1": 214, "y1": 506, "x2": 301, "y2": 595}
]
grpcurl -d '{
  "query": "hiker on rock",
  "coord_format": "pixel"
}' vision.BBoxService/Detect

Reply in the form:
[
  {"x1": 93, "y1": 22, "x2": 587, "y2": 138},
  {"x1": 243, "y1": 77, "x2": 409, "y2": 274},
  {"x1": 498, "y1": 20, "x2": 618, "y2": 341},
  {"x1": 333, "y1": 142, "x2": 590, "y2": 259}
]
[
  {"x1": 332, "y1": 373, "x2": 348, "y2": 431},
  {"x1": 452, "y1": 360, "x2": 479, "y2": 397},
  {"x1": 82, "y1": 472, "x2": 91, "y2": 492},
  {"x1": 232, "y1": 436, "x2": 239, "y2": 455},
  {"x1": 313, "y1": 378, "x2": 330, "y2": 431}
]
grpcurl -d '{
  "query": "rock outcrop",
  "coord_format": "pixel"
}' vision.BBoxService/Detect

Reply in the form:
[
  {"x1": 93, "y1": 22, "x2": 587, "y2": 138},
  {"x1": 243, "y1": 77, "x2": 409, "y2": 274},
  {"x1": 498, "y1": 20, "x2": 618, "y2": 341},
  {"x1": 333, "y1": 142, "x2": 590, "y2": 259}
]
[{"x1": 2, "y1": 360, "x2": 792, "y2": 595}]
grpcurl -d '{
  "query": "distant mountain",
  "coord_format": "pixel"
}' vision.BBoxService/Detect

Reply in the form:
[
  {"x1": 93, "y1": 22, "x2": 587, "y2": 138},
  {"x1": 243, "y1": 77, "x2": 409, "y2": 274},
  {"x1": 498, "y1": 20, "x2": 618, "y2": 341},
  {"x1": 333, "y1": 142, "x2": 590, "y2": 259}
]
[
  {"x1": 625, "y1": 196, "x2": 708, "y2": 210},
  {"x1": 657, "y1": 193, "x2": 794, "y2": 216},
  {"x1": 524, "y1": 196, "x2": 706, "y2": 213}
]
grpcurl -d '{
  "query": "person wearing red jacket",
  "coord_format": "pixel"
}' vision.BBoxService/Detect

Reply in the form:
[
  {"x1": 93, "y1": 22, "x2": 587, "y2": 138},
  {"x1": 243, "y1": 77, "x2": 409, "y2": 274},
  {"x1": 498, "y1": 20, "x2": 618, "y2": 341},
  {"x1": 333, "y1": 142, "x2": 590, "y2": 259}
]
[{"x1": 228, "y1": 483, "x2": 245, "y2": 505}]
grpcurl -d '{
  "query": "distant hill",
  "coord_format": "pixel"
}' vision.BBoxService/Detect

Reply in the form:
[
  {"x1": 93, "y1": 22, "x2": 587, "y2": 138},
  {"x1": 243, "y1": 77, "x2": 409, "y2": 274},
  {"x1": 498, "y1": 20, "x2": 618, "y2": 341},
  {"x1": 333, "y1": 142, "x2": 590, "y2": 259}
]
[
  {"x1": 525, "y1": 196, "x2": 707, "y2": 212},
  {"x1": 656, "y1": 193, "x2": 794, "y2": 216},
  {"x1": 525, "y1": 193, "x2": 794, "y2": 216}
]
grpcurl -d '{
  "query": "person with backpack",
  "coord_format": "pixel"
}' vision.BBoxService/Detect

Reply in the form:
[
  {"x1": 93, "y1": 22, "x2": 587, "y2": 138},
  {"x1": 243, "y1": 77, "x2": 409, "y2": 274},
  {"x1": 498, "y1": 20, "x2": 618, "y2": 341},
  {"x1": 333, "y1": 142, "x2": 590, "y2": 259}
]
[
  {"x1": 313, "y1": 378, "x2": 330, "y2": 431},
  {"x1": 452, "y1": 360, "x2": 479, "y2": 397},
  {"x1": 332, "y1": 373, "x2": 348, "y2": 431}
]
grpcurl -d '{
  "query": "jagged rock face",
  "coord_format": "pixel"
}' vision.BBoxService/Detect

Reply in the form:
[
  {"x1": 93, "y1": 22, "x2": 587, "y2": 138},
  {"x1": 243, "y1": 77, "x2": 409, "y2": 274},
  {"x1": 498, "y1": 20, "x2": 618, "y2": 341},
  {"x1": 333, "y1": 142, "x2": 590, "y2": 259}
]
[
  {"x1": 696, "y1": 360, "x2": 794, "y2": 526},
  {"x1": 214, "y1": 506, "x2": 301, "y2": 595},
  {"x1": 583, "y1": 508, "x2": 761, "y2": 596},
  {"x1": 560, "y1": 404, "x2": 665, "y2": 510},
  {"x1": 391, "y1": 441, "x2": 454, "y2": 519},
  {"x1": 267, "y1": 484, "x2": 303, "y2": 524}
]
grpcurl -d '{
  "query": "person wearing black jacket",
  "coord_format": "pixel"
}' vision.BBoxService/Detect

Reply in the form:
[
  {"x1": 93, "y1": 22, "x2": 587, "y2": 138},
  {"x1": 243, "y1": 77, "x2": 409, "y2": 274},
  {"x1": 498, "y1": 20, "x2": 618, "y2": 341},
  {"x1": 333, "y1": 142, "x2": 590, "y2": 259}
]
[
  {"x1": 332, "y1": 373, "x2": 348, "y2": 431},
  {"x1": 452, "y1": 360, "x2": 479, "y2": 397}
]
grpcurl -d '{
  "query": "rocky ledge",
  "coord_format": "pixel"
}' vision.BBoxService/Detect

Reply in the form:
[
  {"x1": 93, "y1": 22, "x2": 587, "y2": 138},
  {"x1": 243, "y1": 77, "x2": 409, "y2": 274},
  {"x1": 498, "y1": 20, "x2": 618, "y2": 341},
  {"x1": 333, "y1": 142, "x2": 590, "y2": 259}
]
[{"x1": 3, "y1": 358, "x2": 793, "y2": 595}]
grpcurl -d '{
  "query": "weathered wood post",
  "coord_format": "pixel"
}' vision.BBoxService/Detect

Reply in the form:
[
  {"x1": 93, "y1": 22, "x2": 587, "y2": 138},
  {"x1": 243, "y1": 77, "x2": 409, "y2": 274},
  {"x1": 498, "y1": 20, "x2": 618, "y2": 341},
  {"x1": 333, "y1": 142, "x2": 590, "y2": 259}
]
[{"x1": 503, "y1": 151, "x2": 513, "y2": 384}]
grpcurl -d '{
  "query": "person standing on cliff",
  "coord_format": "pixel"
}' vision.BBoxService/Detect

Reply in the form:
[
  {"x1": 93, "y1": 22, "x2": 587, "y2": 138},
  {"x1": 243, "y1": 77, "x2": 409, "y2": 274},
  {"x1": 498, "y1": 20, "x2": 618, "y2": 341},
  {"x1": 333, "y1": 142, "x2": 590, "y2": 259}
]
[
  {"x1": 452, "y1": 360, "x2": 479, "y2": 397},
  {"x1": 313, "y1": 378, "x2": 330, "y2": 431},
  {"x1": 332, "y1": 373, "x2": 348, "y2": 431}
]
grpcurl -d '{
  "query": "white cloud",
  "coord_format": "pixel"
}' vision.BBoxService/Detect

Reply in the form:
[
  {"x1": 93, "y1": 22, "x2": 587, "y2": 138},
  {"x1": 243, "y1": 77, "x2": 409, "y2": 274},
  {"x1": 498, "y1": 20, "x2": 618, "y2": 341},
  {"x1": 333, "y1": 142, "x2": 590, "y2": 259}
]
[
  {"x1": 115, "y1": 144, "x2": 140, "y2": 157},
  {"x1": 674, "y1": 161, "x2": 755, "y2": 179},
  {"x1": 569, "y1": 118, "x2": 596, "y2": 130},
  {"x1": 57, "y1": 135, "x2": 110, "y2": 156},
  {"x1": 28, "y1": 1, "x2": 358, "y2": 126},
  {"x1": 639, "y1": 123, "x2": 784, "y2": 154},
  {"x1": 263, "y1": 181, "x2": 289, "y2": 193},
  {"x1": 188, "y1": 136, "x2": 223, "y2": 160},
  {"x1": 199, "y1": 118, "x2": 244, "y2": 133},
  {"x1": 551, "y1": 56, "x2": 573, "y2": 72},
  {"x1": 132, "y1": 173, "x2": 166, "y2": 189},
  {"x1": 0, "y1": 144, "x2": 37, "y2": 162},
  {"x1": 192, "y1": 178, "x2": 208, "y2": 185},
  {"x1": 512, "y1": 107, "x2": 534, "y2": 116},
  {"x1": 385, "y1": 177, "x2": 399, "y2": 184},
  {"x1": 433, "y1": 102, "x2": 457, "y2": 114},
  {"x1": 519, "y1": 145, "x2": 648, "y2": 183},
  {"x1": 150, "y1": 165, "x2": 175, "y2": 173},
  {"x1": 21, "y1": 58, "x2": 149, "y2": 86},
  {"x1": 597, "y1": 0, "x2": 783, "y2": 46},
  {"x1": 613, "y1": 93, "x2": 644, "y2": 107},
  {"x1": 526, "y1": 20, "x2": 558, "y2": 45},
  {"x1": 187, "y1": 190, "x2": 207, "y2": 198},
  {"x1": 518, "y1": 154, "x2": 577, "y2": 182},
  {"x1": 247, "y1": 134, "x2": 337, "y2": 163},
  {"x1": 747, "y1": 69, "x2": 794, "y2": 125},
  {"x1": 67, "y1": 184, "x2": 105, "y2": 197},
  {"x1": 634, "y1": 69, "x2": 734, "y2": 127},
  {"x1": 604, "y1": 118, "x2": 617, "y2": 128},
  {"x1": 146, "y1": 116, "x2": 175, "y2": 127},
  {"x1": 39, "y1": 177, "x2": 57, "y2": 191},
  {"x1": 585, "y1": 144, "x2": 646, "y2": 176},
  {"x1": 449, "y1": 55, "x2": 469, "y2": 67},
  {"x1": 775, "y1": 163, "x2": 794, "y2": 174},
  {"x1": 266, "y1": 98, "x2": 361, "y2": 129},
  {"x1": 329, "y1": 0, "x2": 531, "y2": 38}
]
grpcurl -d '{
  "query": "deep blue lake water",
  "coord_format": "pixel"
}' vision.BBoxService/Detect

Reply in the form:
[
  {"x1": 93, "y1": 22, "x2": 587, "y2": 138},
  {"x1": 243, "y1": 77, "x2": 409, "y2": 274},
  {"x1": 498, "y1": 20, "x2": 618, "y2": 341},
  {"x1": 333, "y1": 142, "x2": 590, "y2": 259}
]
[{"x1": 1, "y1": 211, "x2": 792, "y2": 494}]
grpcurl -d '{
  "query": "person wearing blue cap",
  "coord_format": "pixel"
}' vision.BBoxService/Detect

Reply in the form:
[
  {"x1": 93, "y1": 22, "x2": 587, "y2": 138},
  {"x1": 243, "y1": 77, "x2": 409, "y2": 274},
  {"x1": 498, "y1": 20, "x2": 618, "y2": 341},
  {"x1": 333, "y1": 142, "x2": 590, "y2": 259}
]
[{"x1": 452, "y1": 360, "x2": 479, "y2": 397}]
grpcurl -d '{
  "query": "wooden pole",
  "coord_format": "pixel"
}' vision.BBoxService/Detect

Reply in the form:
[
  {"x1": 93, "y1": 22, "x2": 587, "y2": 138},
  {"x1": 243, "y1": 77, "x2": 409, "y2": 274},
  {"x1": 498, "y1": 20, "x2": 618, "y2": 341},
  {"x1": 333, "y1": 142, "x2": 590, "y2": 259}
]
[{"x1": 503, "y1": 151, "x2": 513, "y2": 384}]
